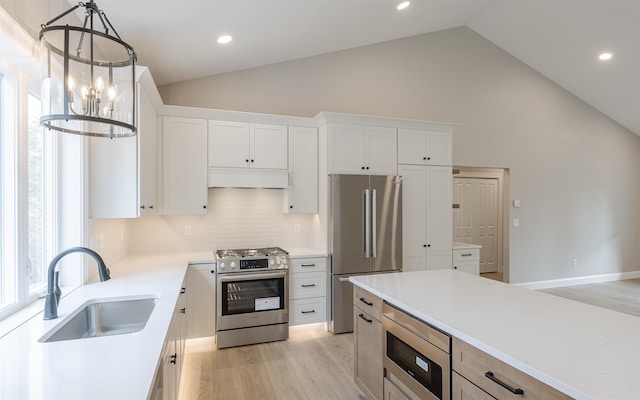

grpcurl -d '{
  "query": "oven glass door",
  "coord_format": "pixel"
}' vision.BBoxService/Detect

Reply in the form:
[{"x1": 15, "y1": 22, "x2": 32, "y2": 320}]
[
  {"x1": 386, "y1": 331, "x2": 443, "y2": 399},
  {"x1": 221, "y1": 274, "x2": 285, "y2": 316}
]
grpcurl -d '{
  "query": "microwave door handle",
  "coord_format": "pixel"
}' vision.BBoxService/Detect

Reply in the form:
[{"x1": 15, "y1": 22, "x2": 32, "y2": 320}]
[
  {"x1": 364, "y1": 189, "x2": 370, "y2": 258},
  {"x1": 372, "y1": 188, "x2": 377, "y2": 258}
]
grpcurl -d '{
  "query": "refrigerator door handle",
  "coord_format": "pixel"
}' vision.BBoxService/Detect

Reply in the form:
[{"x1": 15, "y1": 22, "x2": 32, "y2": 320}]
[
  {"x1": 364, "y1": 189, "x2": 371, "y2": 258},
  {"x1": 372, "y1": 188, "x2": 377, "y2": 258}
]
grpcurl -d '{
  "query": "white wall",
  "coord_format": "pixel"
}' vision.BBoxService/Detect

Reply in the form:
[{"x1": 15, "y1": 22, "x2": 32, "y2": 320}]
[{"x1": 158, "y1": 27, "x2": 640, "y2": 284}]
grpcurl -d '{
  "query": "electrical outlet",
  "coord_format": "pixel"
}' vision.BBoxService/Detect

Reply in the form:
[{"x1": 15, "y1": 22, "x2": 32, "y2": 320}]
[
  {"x1": 99, "y1": 234, "x2": 105, "y2": 249},
  {"x1": 184, "y1": 225, "x2": 192, "y2": 236},
  {"x1": 573, "y1": 258, "x2": 578, "y2": 267},
  {"x1": 294, "y1": 224, "x2": 301, "y2": 233},
  {"x1": 512, "y1": 218, "x2": 520, "y2": 227}
]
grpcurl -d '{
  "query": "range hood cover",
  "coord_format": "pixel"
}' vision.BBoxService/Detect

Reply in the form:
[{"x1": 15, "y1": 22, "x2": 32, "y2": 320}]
[{"x1": 207, "y1": 167, "x2": 289, "y2": 189}]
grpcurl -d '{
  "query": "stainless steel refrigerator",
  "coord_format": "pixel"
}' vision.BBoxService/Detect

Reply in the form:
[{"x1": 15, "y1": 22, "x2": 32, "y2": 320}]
[{"x1": 329, "y1": 174, "x2": 402, "y2": 333}]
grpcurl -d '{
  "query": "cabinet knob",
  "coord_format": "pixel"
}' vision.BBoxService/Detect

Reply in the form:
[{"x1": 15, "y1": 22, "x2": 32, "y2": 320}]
[
  {"x1": 366, "y1": 166, "x2": 370, "y2": 170},
  {"x1": 423, "y1": 157, "x2": 427, "y2": 160},
  {"x1": 245, "y1": 159, "x2": 249, "y2": 163},
  {"x1": 203, "y1": 205, "x2": 207, "y2": 209},
  {"x1": 427, "y1": 244, "x2": 431, "y2": 247},
  {"x1": 251, "y1": 159, "x2": 254, "y2": 163},
  {"x1": 181, "y1": 307, "x2": 186, "y2": 314},
  {"x1": 361, "y1": 166, "x2": 365, "y2": 170},
  {"x1": 427, "y1": 157, "x2": 431, "y2": 160},
  {"x1": 423, "y1": 244, "x2": 427, "y2": 248},
  {"x1": 289, "y1": 205, "x2": 293, "y2": 209},
  {"x1": 149, "y1": 205, "x2": 154, "y2": 209},
  {"x1": 140, "y1": 205, "x2": 145, "y2": 210}
]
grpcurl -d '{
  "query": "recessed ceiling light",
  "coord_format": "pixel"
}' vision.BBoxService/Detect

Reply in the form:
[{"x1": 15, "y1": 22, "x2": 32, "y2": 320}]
[
  {"x1": 397, "y1": 1, "x2": 410, "y2": 11},
  {"x1": 217, "y1": 35, "x2": 232, "y2": 45},
  {"x1": 598, "y1": 52, "x2": 612, "y2": 61}
]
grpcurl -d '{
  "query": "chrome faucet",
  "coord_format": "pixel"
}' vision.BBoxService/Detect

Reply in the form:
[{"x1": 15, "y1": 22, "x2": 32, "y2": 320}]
[{"x1": 43, "y1": 247, "x2": 111, "y2": 320}]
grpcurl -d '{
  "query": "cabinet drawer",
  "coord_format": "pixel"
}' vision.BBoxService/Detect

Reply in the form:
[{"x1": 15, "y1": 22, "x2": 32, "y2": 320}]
[
  {"x1": 290, "y1": 298, "x2": 326, "y2": 325},
  {"x1": 353, "y1": 286, "x2": 383, "y2": 321},
  {"x1": 452, "y1": 248, "x2": 480, "y2": 262},
  {"x1": 290, "y1": 257, "x2": 326, "y2": 273},
  {"x1": 453, "y1": 261, "x2": 479, "y2": 275},
  {"x1": 290, "y1": 272, "x2": 326, "y2": 299},
  {"x1": 452, "y1": 371, "x2": 496, "y2": 400},
  {"x1": 453, "y1": 338, "x2": 572, "y2": 400}
]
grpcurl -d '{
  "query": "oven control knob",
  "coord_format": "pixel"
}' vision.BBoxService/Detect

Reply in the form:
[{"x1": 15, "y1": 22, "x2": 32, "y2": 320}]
[
  {"x1": 270, "y1": 259, "x2": 275, "y2": 266},
  {"x1": 230, "y1": 261, "x2": 236, "y2": 269},
  {"x1": 277, "y1": 260, "x2": 282, "y2": 266},
  {"x1": 219, "y1": 262, "x2": 225, "y2": 269}
]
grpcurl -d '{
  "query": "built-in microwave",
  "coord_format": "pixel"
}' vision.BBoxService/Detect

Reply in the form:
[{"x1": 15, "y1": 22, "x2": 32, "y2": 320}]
[{"x1": 382, "y1": 303, "x2": 451, "y2": 400}]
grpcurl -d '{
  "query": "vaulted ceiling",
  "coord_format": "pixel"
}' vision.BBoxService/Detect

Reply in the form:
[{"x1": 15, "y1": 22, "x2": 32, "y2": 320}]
[{"x1": 84, "y1": 0, "x2": 640, "y2": 135}]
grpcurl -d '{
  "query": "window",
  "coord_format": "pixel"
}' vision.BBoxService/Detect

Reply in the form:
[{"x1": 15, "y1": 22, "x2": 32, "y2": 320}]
[{"x1": 0, "y1": 9, "x2": 82, "y2": 321}]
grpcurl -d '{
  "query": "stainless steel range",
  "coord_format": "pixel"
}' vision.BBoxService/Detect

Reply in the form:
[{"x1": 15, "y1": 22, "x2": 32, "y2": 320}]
[{"x1": 215, "y1": 247, "x2": 289, "y2": 348}]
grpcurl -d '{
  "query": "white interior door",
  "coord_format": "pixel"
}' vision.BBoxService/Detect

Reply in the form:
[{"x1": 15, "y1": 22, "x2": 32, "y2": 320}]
[{"x1": 453, "y1": 177, "x2": 499, "y2": 273}]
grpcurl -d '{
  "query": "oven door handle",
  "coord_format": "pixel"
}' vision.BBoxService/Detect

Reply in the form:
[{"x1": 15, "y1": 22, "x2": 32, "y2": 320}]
[{"x1": 218, "y1": 271, "x2": 287, "y2": 282}]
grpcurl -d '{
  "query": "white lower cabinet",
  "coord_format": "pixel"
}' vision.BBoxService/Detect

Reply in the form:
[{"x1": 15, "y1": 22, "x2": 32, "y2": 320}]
[
  {"x1": 150, "y1": 283, "x2": 187, "y2": 400},
  {"x1": 289, "y1": 257, "x2": 327, "y2": 325},
  {"x1": 185, "y1": 263, "x2": 216, "y2": 339},
  {"x1": 452, "y1": 247, "x2": 481, "y2": 275}
]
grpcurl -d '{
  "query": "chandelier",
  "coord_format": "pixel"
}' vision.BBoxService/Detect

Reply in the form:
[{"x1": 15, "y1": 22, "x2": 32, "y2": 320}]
[{"x1": 39, "y1": 1, "x2": 137, "y2": 138}]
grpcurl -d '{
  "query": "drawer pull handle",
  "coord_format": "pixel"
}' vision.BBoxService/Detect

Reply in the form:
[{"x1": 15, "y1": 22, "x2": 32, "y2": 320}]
[
  {"x1": 485, "y1": 372, "x2": 524, "y2": 395},
  {"x1": 301, "y1": 310, "x2": 316, "y2": 314},
  {"x1": 301, "y1": 264, "x2": 316, "y2": 267},
  {"x1": 359, "y1": 297, "x2": 374, "y2": 306},
  {"x1": 301, "y1": 284, "x2": 316, "y2": 287},
  {"x1": 358, "y1": 313, "x2": 372, "y2": 324},
  {"x1": 461, "y1": 253, "x2": 473, "y2": 257}
]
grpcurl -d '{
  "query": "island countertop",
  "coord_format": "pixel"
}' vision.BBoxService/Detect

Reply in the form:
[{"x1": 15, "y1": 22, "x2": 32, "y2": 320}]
[
  {"x1": 0, "y1": 252, "x2": 213, "y2": 400},
  {"x1": 350, "y1": 270, "x2": 640, "y2": 400}
]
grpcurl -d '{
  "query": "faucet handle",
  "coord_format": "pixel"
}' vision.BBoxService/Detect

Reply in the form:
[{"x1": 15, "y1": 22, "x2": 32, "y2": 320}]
[{"x1": 53, "y1": 271, "x2": 61, "y2": 304}]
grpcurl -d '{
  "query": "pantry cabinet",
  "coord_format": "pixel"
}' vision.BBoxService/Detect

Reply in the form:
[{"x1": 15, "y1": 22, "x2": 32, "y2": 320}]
[
  {"x1": 208, "y1": 120, "x2": 288, "y2": 170},
  {"x1": 329, "y1": 123, "x2": 397, "y2": 175},
  {"x1": 89, "y1": 74, "x2": 158, "y2": 218},
  {"x1": 399, "y1": 164, "x2": 452, "y2": 271},
  {"x1": 159, "y1": 116, "x2": 208, "y2": 214},
  {"x1": 397, "y1": 128, "x2": 452, "y2": 166},
  {"x1": 285, "y1": 126, "x2": 318, "y2": 213}
]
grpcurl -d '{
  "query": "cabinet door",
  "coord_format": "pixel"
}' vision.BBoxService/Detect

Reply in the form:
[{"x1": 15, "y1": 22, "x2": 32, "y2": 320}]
[
  {"x1": 160, "y1": 116, "x2": 208, "y2": 214},
  {"x1": 138, "y1": 88, "x2": 157, "y2": 215},
  {"x1": 354, "y1": 308, "x2": 383, "y2": 400},
  {"x1": 426, "y1": 166, "x2": 452, "y2": 270},
  {"x1": 398, "y1": 165, "x2": 427, "y2": 272},
  {"x1": 186, "y1": 265, "x2": 216, "y2": 339},
  {"x1": 425, "y1": 131, "x2": 452, "y2": 166},
  {"x1": 250, "y1": 123, "x2": 288, "y2": 169},
  {"x1": 365, "y1": 126, "x2": 397, "y2": 175},
  {"x1": 208, "y1": 120, "x2": 250, "y2": 168},
  {"x1": 286, "y1": 126, "x2": 318, "y2": 213},
  {"x1": 398, "y1": 128, "x2": 427, "y2": 165},
  {"x1": 329, "y1": 123, "x2": 366, "y2": 174},
  {"x1": 452, "y1": 372, "x2": 496, "y2": 400}
]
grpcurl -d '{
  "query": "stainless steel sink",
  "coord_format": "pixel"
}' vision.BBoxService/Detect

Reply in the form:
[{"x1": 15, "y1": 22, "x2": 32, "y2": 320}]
[{"x1": 39, "y1": 296, "x2": 157, "y2": 343}]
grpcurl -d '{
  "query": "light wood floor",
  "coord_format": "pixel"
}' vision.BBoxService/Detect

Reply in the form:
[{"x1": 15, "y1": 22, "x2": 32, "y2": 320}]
[
  {"x1": 179, "y1": 324, "x2": 366, "y2": 400},
  {"x1": 540, "y1": 278, "x2": 640, "y2": 317}
]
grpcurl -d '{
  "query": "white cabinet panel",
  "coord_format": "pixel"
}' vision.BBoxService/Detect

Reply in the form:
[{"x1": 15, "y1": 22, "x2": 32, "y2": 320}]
[
  {"x1": 208, "y1": 120, "x2": 250, "y2": 168},
  {"x1": 251, "y1": 123, "x2": 288, "y2": 169},
  {"x1": 160, "y1": 116, "x2": 208, "y2": 215},
  {"x1": 399, "y1": 164, "x2": 452, "y2": 271},
  {"x1": 365, "y1": 126, "x2": 397, "y2": 175},
  {"x1": 285, "y1": 126, "x2": 318, "y2": 213},
  {"x1": 329, "y1": 123, "x2": 366, "y2": 173},
  {"x1": 185, "y1": 264, "x2": 216, "y2": 339},
  {"x1": 398, "y1": 129, "x2": 451, "y2": 166},
  {"x1": 290, "y1": 298, "x2": 326, "y2": 325}
]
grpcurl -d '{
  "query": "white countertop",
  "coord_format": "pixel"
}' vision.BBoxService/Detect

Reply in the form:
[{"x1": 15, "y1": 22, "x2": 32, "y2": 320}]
[
  {"x1": 452, "y1": 241, "x2": 482, "y2": 250},
  {"x1": 350, "y1": 270, "x2": 640, "y2": 400},
  {"x1": 0, "y1": 252, "x2": 212, "y2": 400}
]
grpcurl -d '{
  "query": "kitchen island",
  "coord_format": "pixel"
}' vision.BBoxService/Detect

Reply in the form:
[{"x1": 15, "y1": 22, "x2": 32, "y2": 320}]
[
  {"x1": 350, "y1": 270, "x2": 640, "y2": 400},
  {"x1": 0, "y1": 252, "x2": 212, "y2": 400}
]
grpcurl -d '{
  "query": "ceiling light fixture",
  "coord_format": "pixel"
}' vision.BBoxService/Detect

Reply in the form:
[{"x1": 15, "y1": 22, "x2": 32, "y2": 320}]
[
  {"x1": 598, "y1": 52, "x2": 613, "y2": 61},
  {"x1": 397, "y1": 1, "x2": 411, "y2": 10},
  {"x1": 39, "y1": 0, "x2": 137, "y2": 138},
  {"x1": 217, "y1": 35, "x2": 233, "y2": 44}
]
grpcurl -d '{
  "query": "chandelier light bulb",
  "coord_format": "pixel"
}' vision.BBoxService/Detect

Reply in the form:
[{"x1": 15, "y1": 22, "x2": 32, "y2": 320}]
[
  {"x1": 68, "y1": 77, "x2": 75, "y2": 91},
  {"x1": 108, "y1": 86, "x2": 116, "y2": 100},
  {"x1": 95, "y1": 76, "x2": 105, "y2": 91},
  {"x1": 81, "y1": 86, "x2": 89, "y2": 99}
]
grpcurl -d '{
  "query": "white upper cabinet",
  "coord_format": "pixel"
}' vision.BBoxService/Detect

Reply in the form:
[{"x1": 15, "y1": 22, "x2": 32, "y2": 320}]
[
  {"x1": 159, "y1": 116, "x2": 208, "y2": 215},
  {"x1": 329, "y1": 123, "x2": 397, "y2": 175},
  {"x1": 209, "y1": 121, "x2": 288, "y2": 170},
  {"x1": 89, "y1": 73, "x2": 159, "y2": 219},
  {"x1": 285, "y1": 126, "x2": 318, "y2": 213},
  {"x1": 398, "y1": 128, "x2": 452, "y2": 166}
]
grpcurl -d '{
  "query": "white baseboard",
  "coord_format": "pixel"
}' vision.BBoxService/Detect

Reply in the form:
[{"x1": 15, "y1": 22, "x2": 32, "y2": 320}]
[{"x1": 514, "y1": 270, "x2": 640, "y2": 290}]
